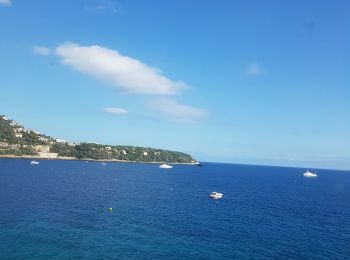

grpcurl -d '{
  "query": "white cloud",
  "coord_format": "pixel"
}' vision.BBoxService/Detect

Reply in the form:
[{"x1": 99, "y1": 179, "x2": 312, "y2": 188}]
[
  {"x1": 55, "y1": 42, "x2": 185, "y2": 95},
  {"x1": 246, "y1": 62, "x2": 262, "y2": 76},
  {"x1": 151, "y1": 99, "x2": 207, "y2": 122},
  {"x1": 0, "y1": 0, "x2": 11, "y2": 6},
  {"x1": 103, "y1": 107, "x2": 128, "y2": 115},
  {"x1": 32, "y1": 46, "x2": 51, "y2": 56}
]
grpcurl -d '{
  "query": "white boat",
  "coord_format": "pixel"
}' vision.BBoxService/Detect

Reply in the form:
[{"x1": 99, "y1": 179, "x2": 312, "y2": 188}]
[
  {"x1": 30, "y1": 160, "x2": 39, "y2": 165},
  {"x1": 209, "y1": 192, "x2": 223, "y2": 199},
  {"x1": 303, "y1": 170, "x2": 317, "y2": 178},
  {"x1": 195, "y1": 161, "x2": 204, "y2": 167},
  {"x1": 159, "y1": 164, "x2": 173, "y2": 169},
  {"x1": 102, "y1": 162, "x2": 107, "y2": 166}
]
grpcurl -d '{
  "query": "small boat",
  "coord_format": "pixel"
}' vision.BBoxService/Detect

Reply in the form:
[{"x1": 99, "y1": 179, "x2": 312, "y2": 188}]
[
  {"x1": 303, "y1": 170, "x2": 318, "y2": 178},
  {"x1": 159, "y1": 164, "x2": 173, "y2": 169},
  {"x1": 209, "y1": 192, "x2": 223, "y2": 199},
  {"x1": 102, "y1": 162, "x2": 107, "y2": 166},
  {"x1": 30, "y1": 160, "x2": 39, "y2": 165},
  {"x1": 195, "y1": 161, "x2": 204, "y2": 167}
]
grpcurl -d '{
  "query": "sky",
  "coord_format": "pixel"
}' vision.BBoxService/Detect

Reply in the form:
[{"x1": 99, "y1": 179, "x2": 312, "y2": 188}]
[{"x1": 0, "y1": 0, "x2": 349, "y2": 170}]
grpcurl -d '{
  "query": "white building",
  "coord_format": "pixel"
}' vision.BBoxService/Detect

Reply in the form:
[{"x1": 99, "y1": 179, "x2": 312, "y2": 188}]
[{"x1": 10, "y1": 122, "x2": 19, "y2": 127}]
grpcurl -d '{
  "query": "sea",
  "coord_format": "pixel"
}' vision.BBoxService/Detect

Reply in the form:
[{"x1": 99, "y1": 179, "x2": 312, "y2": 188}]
[{"x1": 0, "y1": 159, "x2": 349, "y2": 259}]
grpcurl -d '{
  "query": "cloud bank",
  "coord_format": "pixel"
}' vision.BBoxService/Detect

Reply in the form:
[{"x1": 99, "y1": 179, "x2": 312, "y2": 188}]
[
  {"x1": 0, "y1": 0, "x2": 11, "y2": 6},
  {"x1": 55, "y1": 42, "x2": 185, "y2": 95},
  {"x1": 33, "y1": 41, "x2": 207, "y2": 123},
  {"x1": 103, "y1": 107, "x2": 128, "y2": 115}
]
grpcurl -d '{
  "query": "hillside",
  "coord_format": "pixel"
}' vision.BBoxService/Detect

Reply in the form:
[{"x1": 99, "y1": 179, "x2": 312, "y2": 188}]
[{"x1": 0, "y1": 115, "x2": 196, "y2": 163}]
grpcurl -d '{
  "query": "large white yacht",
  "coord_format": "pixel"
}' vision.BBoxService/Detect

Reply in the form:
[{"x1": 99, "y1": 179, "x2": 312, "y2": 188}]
[
  {"x1": 159, "y1": 163, "x2": 173, "y2": 169},
  {"x1": 303, "y1": 170, "x2": 318, "y2": 178},
  {"x1": 209, "y1": 192, "x2": 223, "y2": 199}
]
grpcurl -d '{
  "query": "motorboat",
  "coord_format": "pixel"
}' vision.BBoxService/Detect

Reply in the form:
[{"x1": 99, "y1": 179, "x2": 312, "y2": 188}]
[
  {"x1": 209, "y1": 192, "x2": 223, "y2": 199},
  {"x1": 303, "y1": 170, "x2": 318, "y2": 178},
  {"x1": 159, "y1": 164, "x2": 173, "y2": 169},
  {"x1": 195, "y1": 161, "x2": 204, "y2": 167},
  {"x1": 30, "y1": 160, "x2": 39, "y2": 165}
]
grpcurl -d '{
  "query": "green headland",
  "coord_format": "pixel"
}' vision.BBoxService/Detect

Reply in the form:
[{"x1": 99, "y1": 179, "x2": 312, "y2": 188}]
[{"x1": 0, "y1": 115, "x2": 196, "y2": 163}]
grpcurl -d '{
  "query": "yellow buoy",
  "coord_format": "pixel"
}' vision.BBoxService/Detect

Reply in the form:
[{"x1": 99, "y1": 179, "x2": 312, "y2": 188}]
[{"x1": 108, "y1": 207, "x2": 113, "y2": 212}]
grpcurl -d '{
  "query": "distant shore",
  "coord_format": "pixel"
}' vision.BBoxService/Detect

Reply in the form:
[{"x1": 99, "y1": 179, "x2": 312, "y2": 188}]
[{"x1": 0, "y1": 155, "x2": 198, "y2": 165}]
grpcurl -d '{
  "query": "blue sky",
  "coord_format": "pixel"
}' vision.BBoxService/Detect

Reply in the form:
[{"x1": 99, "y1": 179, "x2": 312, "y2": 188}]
[{"x1": 0, "y1": 0, "x2": 349, "y2": 170}]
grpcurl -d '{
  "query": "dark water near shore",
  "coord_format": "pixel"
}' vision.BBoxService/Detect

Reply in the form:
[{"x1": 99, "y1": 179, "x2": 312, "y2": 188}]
[{"x1": 0, "y1": 159, "x2": 350, "y2": 259}]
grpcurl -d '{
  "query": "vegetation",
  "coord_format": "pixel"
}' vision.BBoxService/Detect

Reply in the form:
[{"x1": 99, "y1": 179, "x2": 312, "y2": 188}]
[
  {"x1": 0, "y1": 116, "x2": 16, "y2": 144},
  {"x1": 0, "y1": 115, "x2": 195, "y2": 163},
  {"x1": 50, "y1": 142, "x2": 194, "y2": 162},
  {"x1": 0, "y1": 146, "x2": 37, "y2": 156}
]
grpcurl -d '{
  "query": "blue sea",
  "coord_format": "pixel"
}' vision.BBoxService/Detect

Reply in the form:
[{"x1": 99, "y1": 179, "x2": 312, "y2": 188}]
[{"x1": 0, "y1": 159, "x2": 349, "y2": 259}]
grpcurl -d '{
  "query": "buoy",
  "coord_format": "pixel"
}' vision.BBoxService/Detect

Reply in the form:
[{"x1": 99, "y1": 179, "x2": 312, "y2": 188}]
[{"x1": 108, "y1": 207, "x2": 113, "y2": 212}]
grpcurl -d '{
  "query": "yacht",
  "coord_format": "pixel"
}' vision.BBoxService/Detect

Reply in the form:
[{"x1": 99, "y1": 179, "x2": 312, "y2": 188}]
[
  {"x1": 209, "y1": 192, "x2": 223, "y2": 199},
  {"x1": 303, "y1": 170, "x2": 318, "y2": 178},
  {"x1": 159, "y1": 164, "x2": 173, "y2": 169},
  {"x1": 30, "y1": 160, "x2": 39, "y2": 165}
]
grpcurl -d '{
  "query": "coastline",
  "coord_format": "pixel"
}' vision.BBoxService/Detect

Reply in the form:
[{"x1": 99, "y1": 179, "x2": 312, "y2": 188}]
[{"x1": 0, "y1": 154, "x2": 198, "y2": 165}]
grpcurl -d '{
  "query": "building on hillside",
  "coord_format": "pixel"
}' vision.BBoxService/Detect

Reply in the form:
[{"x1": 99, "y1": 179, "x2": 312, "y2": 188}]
[
  {"x1": 10, "y1": 122, "x2": 20, "y2": 127},
  {"x1": 39, "y1": 137, "x2": 48, "y2": 142}
]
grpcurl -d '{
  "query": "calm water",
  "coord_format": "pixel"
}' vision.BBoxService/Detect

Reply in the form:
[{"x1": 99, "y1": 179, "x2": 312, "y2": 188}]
[{"x1": 0, "y1": 159, "x2": 349, "y2": 259}]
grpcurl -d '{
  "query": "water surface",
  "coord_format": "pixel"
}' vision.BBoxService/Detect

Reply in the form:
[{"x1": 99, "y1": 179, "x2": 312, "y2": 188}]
[{"x1": 0, "y1": 159, "x2": 349, "y2": 259}]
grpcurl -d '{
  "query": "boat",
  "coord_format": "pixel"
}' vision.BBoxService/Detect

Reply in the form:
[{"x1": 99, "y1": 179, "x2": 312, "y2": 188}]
[
  {"x1": 303, "y1": 170, "x2": 318, "y2": 178},
  {"x1": 30, "y1": 160, "x2": 39, "y2": 165},
  {"x1": 159, "y1": 164, "x2": 173, "y2": 169},
  {"x1": 195, "y1": 161, "x2": 204, "y2": 167},
  {"x1": 209, "y1": 192, "x2": 223, "y2": 199},
  {"x1": 102, "y1": 162, "x2": 107, "y2": 166}
]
